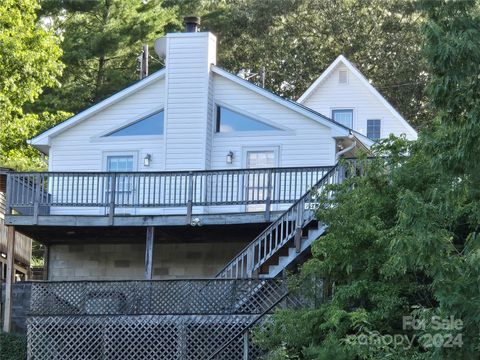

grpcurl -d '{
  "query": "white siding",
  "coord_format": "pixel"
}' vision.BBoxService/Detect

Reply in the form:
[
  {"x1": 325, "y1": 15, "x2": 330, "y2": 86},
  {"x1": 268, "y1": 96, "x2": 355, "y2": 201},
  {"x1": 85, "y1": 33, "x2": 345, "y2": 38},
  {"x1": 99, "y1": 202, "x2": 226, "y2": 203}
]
[
  {"x1": 301, "y1": 64, "x2": 416, "y2": 140},
  {"x1": 163, "y1": 33, "x2": 216, "y2": 171},
  {"x1": 211, "y1": 74, "x2": 336, "y2": 170},
  {"x1": 49, "y1": 78, "x2": 166, "y2": 173},
  {"x1": 48, "y1": 78, "x2": 166, "y2": 215}
]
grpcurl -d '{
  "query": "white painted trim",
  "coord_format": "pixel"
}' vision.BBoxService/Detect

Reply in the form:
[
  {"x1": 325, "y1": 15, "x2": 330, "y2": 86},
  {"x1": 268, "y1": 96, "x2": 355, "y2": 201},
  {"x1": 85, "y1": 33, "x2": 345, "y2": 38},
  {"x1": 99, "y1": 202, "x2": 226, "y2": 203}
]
[
  {"x1": 101, "y1": 151, "x2": 139, "y2": 216},
  {"x1": 331, "y1": 107, "x2": 356, "y2": 129},
  {"x1": 90, "y1": 105, "x2": 165, "y2": 141},
  {"x1": 211, "y1": 66, "x2": 350, "y2": 137},
  {"x1": 298, "y1": 55, "x2": 417, "y2": 139},
  {"x1": 29, "y1": 69, "x2": 166, "y2": 147},
  {"x1": 241, "y1": 146, "x2": 281, "y2": 168},
  {"x1": 102, "y1": 151, "x2": 139, "y2": 172},
  {"x1": 215, "y1": 100, "x2": 293, "y2": 131},
  {"x1": 242, "y1": 146, "x2": 280, "y2": 212}
]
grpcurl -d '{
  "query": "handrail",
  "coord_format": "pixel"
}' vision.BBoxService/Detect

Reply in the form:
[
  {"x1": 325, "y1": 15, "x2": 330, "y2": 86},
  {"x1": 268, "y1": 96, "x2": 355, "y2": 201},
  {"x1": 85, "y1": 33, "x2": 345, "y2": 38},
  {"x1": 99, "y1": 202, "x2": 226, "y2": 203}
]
[
  {"x1": 6, "y1": 166, "x2": 334, "y2": 218},
  {"x1": 216, "y1": 164, "x2": 343, "y2": 278},
  {"x1": 207, "y1": 291, "x2": 289, "y2": 360},
  {"x1": 8, "y1": 165, "x2": 333, "y2": 177}
]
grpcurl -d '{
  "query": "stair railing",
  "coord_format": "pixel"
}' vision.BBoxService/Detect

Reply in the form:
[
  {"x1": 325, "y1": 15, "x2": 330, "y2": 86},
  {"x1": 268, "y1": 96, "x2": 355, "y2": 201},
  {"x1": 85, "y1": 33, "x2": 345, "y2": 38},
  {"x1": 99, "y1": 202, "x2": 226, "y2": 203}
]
[
  {"x1": 216, "y1": 163, "x2": 344, "y2": 279},
  {"x1": 207, "y1": 291, "x2": 290, "y2": 360}
]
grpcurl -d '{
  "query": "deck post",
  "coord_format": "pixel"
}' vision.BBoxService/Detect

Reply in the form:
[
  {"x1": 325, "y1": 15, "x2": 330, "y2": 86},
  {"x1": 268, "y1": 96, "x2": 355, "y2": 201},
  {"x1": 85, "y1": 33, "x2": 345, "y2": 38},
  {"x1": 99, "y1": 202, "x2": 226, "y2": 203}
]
[
  {"x1": 108, "y1": 173, "x2": 117, "y2": 225},
  {"x1": 294, "y1": 200, "x2": 304, "y2": 253},
  {"x1": 145, "y1": 226, "x2": 154, "y2": 279},
  {"x1": 43, "y1": 244, "x2": 50, "y2": 280},
  {"x1": 33, "y1": 173, "x2": 41, "y2": 224},
  {"x1": 3, "y1": 226, "x2": 16, "y2": 332},
  {"x1": 246, "y1": 247, "x2": 254, "y2": 278},
  {"x1": 243, "y1": 330, "x2": 249, "y2": 360},
  {"x1": 265, "y1": 169, "x2": 272, "y2": 221},
  {"x1": 186, "y1": 172, "x2": 193, "y2": 224},
  {"x1": 5, "y1": 172, "x2": 13, "y2": 215}
]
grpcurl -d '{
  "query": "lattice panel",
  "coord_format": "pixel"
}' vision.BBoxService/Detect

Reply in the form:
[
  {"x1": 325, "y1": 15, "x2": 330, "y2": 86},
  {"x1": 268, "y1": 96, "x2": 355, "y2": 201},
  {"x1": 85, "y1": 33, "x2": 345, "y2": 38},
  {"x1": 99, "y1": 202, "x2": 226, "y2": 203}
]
[
  {"x1": 29, "y1": 279, "x2": 290, "y2": 316},
  {"x1": 27, "y1": 315, "x2": 262, "y2": 360},
  {"x1": 27, "y1": 279, "x2": 295, "y2": 359}
]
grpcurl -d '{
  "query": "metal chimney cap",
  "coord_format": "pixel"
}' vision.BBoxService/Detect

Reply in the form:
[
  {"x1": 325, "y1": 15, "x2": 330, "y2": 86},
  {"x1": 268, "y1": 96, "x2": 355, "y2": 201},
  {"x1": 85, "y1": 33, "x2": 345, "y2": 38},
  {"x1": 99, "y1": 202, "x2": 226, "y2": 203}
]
[{"x1": 184, "y1": 16, "x2": 201, "y2": 32}]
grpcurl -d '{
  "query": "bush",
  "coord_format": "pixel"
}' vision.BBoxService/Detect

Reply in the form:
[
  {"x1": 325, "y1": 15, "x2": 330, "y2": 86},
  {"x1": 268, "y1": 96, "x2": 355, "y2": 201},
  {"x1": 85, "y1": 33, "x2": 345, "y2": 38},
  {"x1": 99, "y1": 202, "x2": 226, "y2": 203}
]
[{"x1": 0, "y1": 332, "x2": 27, "y2": 360}]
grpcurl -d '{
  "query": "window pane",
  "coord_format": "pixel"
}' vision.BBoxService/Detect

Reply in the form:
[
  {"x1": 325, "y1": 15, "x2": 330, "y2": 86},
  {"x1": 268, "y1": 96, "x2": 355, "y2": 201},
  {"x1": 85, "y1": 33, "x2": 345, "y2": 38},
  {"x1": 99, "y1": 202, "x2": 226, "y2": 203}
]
[
  {"x1": 367, "y1": 119, "x2": 381, "y2": 140},
  {"x1": 107, "y1": 156, "x2": 134, "y2": 172},
  {"x1": 332, "y1": 109, "x2": 353, "y2": 128},
  {"x1": 216, "y1": 106, "x2": 281, "y2": 132},
  {"x1": 106, "y1": 111, "x2": 164, "y2": 136}
]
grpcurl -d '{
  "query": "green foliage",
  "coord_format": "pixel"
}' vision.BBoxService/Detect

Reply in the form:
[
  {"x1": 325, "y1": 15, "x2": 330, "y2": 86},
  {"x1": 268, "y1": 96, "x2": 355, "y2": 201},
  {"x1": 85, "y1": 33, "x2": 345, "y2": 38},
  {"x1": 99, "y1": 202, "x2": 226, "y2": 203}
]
[
  {"x1": 255, "y1": 2, "x2": 480, "y2": 359},
  {"x1": 1, "y1": 111, "x2": 70, "y2": 171},
  {"x1": 35, "y1": 0, "x2": 428, "y2": 127},
  {"x1": 0, "y1": 332, "x2": 27, "y2": 360},
  {"x1": 36, "y1": 0, "x2": 177, "y2": 113},
  {"x1": 200, "y1": 0, "x2": 428, "y2": 127},
  {"x1": 0, "y1": 0, "x2": 64, "y2": 170}
]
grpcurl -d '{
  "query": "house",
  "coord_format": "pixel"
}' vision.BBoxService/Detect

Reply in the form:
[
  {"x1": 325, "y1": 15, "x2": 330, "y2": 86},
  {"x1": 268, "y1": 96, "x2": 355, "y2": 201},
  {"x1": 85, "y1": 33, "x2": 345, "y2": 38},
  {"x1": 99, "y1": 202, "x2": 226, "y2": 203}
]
[
  {"x1": 298, "y1": 55, "x2": 417, "y2": 141},
  {"x1": 3, "y1": 18, "x2": 417, "y2": 358}
]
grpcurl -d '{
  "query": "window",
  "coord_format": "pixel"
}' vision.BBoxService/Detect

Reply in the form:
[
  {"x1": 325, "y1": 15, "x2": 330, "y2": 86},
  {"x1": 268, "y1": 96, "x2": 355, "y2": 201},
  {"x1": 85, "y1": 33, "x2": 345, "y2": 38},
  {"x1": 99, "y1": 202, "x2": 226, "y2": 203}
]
[
  {"x1": 367, "y1": 119, "x2": 381, "y2": 140},
  {"x1": 107, "y1": 156, "x2": 134, "y2": 172},
  {"x1": 338, "y1": 69, "x2": 348, "y2": 84},
  {"x1": 332, "y1": 109, "x2": 353, "y2": 128},
  {"x1": 215, "y1": 106, "x2": 281, "y2": 133},
  {"x1": 106, "y1": 155, "x2": 134, "y2": 198},
  {"x1": 105, "y1": 110, "x2": 164, "y2": 137}
]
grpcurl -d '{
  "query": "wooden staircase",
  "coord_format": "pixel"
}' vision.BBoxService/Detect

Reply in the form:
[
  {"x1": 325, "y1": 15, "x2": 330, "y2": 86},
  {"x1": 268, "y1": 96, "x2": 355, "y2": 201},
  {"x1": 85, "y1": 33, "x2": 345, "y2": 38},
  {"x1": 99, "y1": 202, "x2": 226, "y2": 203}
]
[
  {"x1": 258, "y1": 221, "x2": 327, "y2": 278},
  {"x1": 216, "y1": 164, "x2": 344, "y2": 279}
]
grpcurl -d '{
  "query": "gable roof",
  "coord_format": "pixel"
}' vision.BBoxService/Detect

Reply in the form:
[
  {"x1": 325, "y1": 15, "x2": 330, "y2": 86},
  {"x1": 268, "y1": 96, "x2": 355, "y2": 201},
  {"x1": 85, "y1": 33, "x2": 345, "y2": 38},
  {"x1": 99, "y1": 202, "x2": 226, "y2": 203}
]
[
  {"x1": 29, "y1": 69, "x2": 166, "y2": 151},
  {"x1": 29, "y1": 63, "x2": 371, "y2": 154},
  {"x1": 211, "y1": 66, "x2": 350, "y2": 137},
  {"x1": 297, "y1": 55, "x2": 417, "y2": 139}
]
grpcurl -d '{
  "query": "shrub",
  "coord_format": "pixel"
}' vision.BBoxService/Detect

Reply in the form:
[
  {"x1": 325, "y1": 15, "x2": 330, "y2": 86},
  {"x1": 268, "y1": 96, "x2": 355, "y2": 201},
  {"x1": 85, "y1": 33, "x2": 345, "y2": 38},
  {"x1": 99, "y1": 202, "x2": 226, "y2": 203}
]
[{"x1": 0, "y1": 331, "x2": 27, "y2": 360}]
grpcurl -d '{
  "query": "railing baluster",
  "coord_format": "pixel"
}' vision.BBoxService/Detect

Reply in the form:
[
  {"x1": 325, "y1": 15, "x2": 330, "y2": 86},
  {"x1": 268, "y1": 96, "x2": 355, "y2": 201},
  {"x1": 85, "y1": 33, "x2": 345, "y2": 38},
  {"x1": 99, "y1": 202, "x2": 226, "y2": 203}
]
[
  {"x1": 33, "y1": 174, "x2": 41, "y2": 223},
  {"x1": 109, "y1": 173, "x2": 116, "y2": 225},
  {"x1": 186, "y1": 172, "x2": 193, "y2": 224},
  {"x1": 265, "y1": 169, "x2": 272, "y2": 221}
]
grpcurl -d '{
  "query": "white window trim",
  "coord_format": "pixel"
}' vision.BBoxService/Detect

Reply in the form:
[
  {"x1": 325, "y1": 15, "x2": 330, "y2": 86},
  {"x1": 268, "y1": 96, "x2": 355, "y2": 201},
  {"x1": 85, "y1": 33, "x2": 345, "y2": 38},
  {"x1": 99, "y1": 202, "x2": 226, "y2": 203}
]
[
  {"x1": 241, "y1": 146, "x2": 280, "y2": 168},
  {"x1": 331, "y1": 107, "x2": 356, "y2": 129},
  {"x1": 241, "y1": 146, "x2": 280, "y2": 213},
  {"x1": 213, "y1": 101, "x2": 294, "y2": 137},
  {"x1": 102, "y1": 151, "x2": 139, "y2": 172},
  {"x1": 91, "y1": 106, "x2": 165, "y2": 142},
  {"x1": 338, "y1": 69, "x2": 349, "y2": 84}
]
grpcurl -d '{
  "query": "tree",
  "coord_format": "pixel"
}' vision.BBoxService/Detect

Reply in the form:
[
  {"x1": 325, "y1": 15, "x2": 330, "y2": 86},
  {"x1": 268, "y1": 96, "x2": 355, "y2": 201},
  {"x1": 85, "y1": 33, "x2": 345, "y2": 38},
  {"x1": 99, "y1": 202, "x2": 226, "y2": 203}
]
[
  {"x1": 36, "y1": 0, "x2": 178, "y2": 114},
  {"x1": 254, "y1": 1, "x2": 480, "y2": 359},
  {"x1": 200, "y1": 0, "x2": 428, "y2": 127},
  {"x1": 36, "y1": 0, "x2": 429, "y2": 127},
  {"x1": 0, "y1": 0, "x2": 63, "y2": 170}
]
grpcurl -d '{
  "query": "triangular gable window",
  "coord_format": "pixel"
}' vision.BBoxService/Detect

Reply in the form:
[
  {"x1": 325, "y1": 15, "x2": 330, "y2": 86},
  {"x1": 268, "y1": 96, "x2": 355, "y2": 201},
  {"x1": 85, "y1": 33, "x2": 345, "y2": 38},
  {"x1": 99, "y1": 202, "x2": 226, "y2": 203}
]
[
  {"x1": 105, "y1": 110, "x2": 164, "y2": 137},
  {"x1": 215, "y1": 106, "x2": 282, "y2": 133}
]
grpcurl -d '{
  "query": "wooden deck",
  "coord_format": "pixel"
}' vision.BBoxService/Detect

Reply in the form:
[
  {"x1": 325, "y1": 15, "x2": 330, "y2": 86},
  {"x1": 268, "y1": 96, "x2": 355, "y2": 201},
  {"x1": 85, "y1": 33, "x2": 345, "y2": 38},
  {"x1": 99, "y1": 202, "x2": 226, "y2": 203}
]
[
  {"x1": 6, "y1": 210, "x2": 282, "y2": 227},
  {"x1": 5, "y1": 166, "x2": 332, "y2": 227}
]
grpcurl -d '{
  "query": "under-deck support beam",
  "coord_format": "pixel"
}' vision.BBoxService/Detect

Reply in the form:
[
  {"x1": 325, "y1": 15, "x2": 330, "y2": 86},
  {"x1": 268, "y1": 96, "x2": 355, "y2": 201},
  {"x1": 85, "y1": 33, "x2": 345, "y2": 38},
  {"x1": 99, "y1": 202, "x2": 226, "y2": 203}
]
[
  {"x1": 3, "y1": 226, "x2": 15, "y2": 332},
  {"x1": 145, "y1": 226, "x2": 154, "y2": 279},
  {"x1": 43, "y1": 244, "x2": 50, "y2": 280}
]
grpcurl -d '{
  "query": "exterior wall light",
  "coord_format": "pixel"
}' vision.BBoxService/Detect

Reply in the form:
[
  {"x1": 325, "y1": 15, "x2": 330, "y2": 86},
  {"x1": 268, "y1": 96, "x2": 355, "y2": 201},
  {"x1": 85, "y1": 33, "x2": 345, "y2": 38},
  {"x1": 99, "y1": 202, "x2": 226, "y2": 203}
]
[
  {"x1": 226, "y1": 151, "x2": 234, "y2": 164},
  {"x1": 144, "y1": 154, "x2": 152, "y2": 167}
]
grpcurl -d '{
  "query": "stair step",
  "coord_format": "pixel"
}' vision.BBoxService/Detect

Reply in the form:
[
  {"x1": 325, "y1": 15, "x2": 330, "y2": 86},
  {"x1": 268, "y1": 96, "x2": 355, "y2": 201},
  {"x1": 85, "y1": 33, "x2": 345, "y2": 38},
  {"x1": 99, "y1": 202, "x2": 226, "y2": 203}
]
[{"x1": 260, "y1": 226, "x2": 327, "y2": 278}]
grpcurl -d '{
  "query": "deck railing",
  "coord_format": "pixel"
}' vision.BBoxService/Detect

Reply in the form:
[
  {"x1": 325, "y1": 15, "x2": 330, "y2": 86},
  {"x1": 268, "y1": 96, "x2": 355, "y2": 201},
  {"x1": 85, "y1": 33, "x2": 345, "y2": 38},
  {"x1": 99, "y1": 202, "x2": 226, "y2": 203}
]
[
  {"x1": 6, "y1": 166, "x2": 333, "y2": 221},
  {"x1": 216, "y1": 164, "x2": 344, "y2": 278}
]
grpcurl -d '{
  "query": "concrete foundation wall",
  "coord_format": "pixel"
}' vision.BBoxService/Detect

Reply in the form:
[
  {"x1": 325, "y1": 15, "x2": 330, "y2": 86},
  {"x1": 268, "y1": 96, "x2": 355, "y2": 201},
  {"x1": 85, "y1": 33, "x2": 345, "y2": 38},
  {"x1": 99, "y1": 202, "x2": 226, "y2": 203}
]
[
  {"x1": 1, "y1": 282, "x2": 31, "y2": 333},
  {"x1": 49, "y1": 241, "x2": 246, "y2": 281}
]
